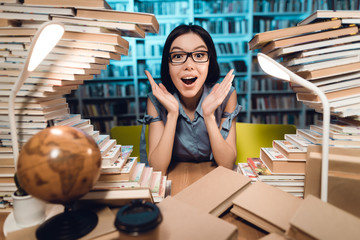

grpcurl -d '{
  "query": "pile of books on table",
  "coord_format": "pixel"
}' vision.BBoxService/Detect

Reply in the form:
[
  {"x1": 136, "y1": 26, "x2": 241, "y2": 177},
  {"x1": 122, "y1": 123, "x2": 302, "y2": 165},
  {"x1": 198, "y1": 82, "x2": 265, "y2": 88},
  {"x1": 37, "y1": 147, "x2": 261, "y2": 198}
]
[
  {"x1": 237, "y1": 133, "x2": 309, "y2": 198},
  {"x1": 80, "y1": 144, "x2": 171, "y2": 206}
]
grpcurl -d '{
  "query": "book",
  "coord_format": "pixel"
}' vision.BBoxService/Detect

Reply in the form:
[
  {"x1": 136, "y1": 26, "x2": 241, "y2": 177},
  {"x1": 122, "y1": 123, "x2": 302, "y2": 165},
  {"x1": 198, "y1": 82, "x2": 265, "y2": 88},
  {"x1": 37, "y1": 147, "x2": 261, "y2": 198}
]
[
  {"x1": 174, "y1": 166, "x2": 251, "y2": 217},
  {"x1": 298, "y1": 10, "x2": 360, "y2": 26},
  {"x1": 284, "y1": 134, "x2": 312, "y2": 151},
  {"x1": 283, "y1": 48, "x2": 360, "y2": 67},
  {"x1": 101, "y1": 145, "x2": 121, "y2": 167},
  {"x1": 92, "y1": 181, "x2": 141, "y2": 190},
  {"x1": 0, "y1": 4, "x2": 75, "y2": 16},
  {"x1": 23, "y1": 0, "x2": 109, "y2": 9},
  {"x1": 262, "y1": 26, "x2": 358, "y2": 54},
  {"x1": 267, "y1": 34, "x2": 360, "y2": 59},
  {"x1": 79, "y1": 188, "x2": 154, "y2": 207},
  {"x1": 61, "y1": 31, "x2": 129, "y2": 49},
  {"x1": 272, "y1": 140, "x2": 307, "y2": 160},
  {"x1": 51, "y1": 15, "x2": 146, "y2": 38},
  {"x1": 287, "y1": 195, "x2": 360, "y2": 240},
  {"x1": 288, "y1": 55, "x2": 360, "y2": 73},
  {"x1": 249, "y1": 19, "x2": 342, "y2": 50},
  {"x1": 231, "y1": 181, "x2": 303, "y2": 234},
  {"x1": 296, "y1": 62, "x2": 360, "y2": 81},
  {"x1": 260, "y1": 148, "x2": 306, "y2": 174},
  {"x1": 296, "y1": 128, "x2": 360, "y2": 147},
  {"x1": 129, "y1": 162, "x2": 145, "y2": 182},
  {"x1": 139, "y1": 166, "x2": 153, "y2": 188},
  {"x1": 237, "y1": 162, "x2": 258, "y2": 181},
  {"x1": 247, "y1": 157, "x2": 305, "y2": 181},
  {"x1": 310, "y1": 124, "x2": 360, "y2": 141},
  {"x1": 75, "y1": 9, "x2": 159, "y2": 33},
  {"x1": 305, "y1": 144, "x2": 360, "y2": 218},
  {"x1": 98, "y1": 157, "x2": 137, "y2": 182}
]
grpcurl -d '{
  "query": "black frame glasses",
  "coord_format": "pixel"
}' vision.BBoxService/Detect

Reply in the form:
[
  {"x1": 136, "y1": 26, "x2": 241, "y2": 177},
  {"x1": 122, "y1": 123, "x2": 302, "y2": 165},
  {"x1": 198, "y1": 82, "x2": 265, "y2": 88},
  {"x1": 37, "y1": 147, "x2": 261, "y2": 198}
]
[{"x1": 169, "y1": 51, "x2": 209, "y2": 64}]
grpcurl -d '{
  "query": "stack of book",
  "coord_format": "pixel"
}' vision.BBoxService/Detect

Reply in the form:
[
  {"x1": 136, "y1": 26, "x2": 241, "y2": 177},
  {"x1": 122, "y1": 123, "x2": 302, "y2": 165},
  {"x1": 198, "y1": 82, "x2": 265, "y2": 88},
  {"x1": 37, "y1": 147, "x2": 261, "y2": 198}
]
[
  {"x1": 250, "y1": 10, "x2": 360, "y2": 120},
  {"x1": 0, "y1": 2, "x2": 159, "y2": 209},
  {"x1": 81, "y1": 157, "x2": 171, "y2": 206},
  {"x1": 237, "y1": 132, "x2": 310, "y2": 198}
]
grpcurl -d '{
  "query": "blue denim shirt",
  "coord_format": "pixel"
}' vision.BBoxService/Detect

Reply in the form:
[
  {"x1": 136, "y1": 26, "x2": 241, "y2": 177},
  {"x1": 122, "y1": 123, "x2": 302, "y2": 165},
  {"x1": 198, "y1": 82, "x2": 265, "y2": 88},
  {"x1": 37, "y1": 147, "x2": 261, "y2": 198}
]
[{"x1": 138, "y1": 85, "x2": 241, "y2": 164}]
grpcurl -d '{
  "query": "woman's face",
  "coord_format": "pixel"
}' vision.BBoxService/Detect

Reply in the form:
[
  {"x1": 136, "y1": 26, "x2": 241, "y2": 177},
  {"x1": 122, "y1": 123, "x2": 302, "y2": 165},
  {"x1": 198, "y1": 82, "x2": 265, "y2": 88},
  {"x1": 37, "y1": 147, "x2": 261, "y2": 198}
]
[{"x1": 168, "y1": 32, "x2": 209, "y2": 100}]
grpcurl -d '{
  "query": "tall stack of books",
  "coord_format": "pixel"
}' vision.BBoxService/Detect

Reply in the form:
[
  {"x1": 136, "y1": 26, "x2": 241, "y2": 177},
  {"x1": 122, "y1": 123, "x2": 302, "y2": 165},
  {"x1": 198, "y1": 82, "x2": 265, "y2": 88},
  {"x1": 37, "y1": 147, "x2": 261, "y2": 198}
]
[
  {"x1": 249, "y1": 9, "x2": 360, "y2": 217},
  {"x1": 0, "y1": 2, "x2": 159, "y2": 211},
  {"x1": 250, "y1": 10, "x2": 360, "y2": 120}
]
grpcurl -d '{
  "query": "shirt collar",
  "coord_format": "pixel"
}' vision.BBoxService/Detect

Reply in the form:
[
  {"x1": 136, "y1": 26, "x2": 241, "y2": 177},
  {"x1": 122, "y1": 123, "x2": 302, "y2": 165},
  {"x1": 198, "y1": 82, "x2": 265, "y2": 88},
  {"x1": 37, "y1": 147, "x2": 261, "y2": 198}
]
[{"x1": 174, "y1": 85, "x2": 211, "y2": 120}]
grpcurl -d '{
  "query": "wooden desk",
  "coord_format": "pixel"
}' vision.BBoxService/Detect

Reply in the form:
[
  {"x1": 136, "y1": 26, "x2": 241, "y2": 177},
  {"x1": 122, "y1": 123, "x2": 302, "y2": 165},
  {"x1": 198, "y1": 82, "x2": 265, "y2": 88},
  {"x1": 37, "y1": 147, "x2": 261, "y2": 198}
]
[{"x1": 167, "y1": 161, "x2": 267, "y2": 240}]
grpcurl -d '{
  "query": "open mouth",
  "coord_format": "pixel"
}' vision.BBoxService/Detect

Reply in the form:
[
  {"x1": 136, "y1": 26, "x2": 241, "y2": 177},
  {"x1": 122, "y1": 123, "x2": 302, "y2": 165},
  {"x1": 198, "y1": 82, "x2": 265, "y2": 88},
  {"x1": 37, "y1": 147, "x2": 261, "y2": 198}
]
[{"x1": 181, "y1": 77, "x2": 197, "y2": 85}]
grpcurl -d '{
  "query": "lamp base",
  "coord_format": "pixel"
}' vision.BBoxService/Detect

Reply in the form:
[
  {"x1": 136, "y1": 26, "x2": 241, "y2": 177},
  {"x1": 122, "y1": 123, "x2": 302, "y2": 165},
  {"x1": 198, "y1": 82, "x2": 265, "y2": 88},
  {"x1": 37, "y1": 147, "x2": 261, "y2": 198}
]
[{"x1": 36, "y1": 208, "x2": 98, "y2": 240}]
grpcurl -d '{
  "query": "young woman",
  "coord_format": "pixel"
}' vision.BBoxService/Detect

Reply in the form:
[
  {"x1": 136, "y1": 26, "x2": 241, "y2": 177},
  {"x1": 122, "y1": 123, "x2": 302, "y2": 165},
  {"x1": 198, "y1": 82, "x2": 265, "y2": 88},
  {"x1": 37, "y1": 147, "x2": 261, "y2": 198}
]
[{"x1": 139, "y1": 24, "x2": 241, "y2": 173}]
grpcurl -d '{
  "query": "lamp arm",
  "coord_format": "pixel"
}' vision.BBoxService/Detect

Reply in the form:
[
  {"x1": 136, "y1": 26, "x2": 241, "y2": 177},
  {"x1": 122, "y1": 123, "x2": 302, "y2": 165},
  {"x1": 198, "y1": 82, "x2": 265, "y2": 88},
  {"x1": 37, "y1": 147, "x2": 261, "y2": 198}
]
[
  {"x1": 7, "y1": 22, "x2": 63, "y2": 171},
  {"x1": 283, "y1": 70, "x2": 330, "y2": 202}
]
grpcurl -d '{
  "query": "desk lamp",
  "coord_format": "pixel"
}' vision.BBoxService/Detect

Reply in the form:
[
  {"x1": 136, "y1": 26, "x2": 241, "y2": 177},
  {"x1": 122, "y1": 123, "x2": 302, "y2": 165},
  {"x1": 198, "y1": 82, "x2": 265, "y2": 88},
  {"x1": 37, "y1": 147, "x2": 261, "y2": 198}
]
[
  {"x1": 8, "y1": 22, "x2": 65, "y2": 171},
  {"x1": 257, "y1": 53, "x2": 330, "y2": 202}
]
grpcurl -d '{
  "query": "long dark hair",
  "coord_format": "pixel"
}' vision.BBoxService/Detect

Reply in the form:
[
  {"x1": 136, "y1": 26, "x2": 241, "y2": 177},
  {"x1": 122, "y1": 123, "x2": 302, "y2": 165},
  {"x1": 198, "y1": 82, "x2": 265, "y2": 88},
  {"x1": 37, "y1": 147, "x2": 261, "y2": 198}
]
[{"x1": 160, "y1": 24, "x2": 220, "y2": 93}]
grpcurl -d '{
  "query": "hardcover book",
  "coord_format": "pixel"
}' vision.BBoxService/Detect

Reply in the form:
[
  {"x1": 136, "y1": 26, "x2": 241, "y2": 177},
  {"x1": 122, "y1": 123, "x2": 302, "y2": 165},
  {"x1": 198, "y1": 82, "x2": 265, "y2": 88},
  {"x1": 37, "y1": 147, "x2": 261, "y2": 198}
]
[
  {"x1": 231, "y1": 181, "x2": 303, "y2": 234},
  {"x1": 272, "y1": 140, "x2": 307, "y2": 160},
  {"x1": 174, "y1": 166, "x2": 251, "y2": 217},
  {"x1": 287, "y1": 195, "x2": 360, "y2": 240},
  {"x1": 260, "y1": 148, "x2": 306, "y2": 174},
  {"x1": 248, "y1": 19, "x2": 342, "y2": 50}
]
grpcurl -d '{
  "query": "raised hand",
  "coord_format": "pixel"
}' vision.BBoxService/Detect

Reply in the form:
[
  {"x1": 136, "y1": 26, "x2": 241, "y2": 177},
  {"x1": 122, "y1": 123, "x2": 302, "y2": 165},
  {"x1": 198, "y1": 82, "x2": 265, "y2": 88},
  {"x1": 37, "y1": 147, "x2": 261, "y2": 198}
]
[
  {"x1": 201, "y1": 69, "x2": 235, "y2": 118},
  {"x1": 145, "y1": 70, "x2": 179, "y2": 115}
]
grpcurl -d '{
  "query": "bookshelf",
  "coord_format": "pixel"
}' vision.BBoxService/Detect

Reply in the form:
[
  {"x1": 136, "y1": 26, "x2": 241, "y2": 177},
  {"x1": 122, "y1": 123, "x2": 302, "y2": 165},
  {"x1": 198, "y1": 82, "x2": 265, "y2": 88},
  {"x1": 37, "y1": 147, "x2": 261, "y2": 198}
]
[{"x1": 66, "y1": 0, "x2": 354, "y2": 134}]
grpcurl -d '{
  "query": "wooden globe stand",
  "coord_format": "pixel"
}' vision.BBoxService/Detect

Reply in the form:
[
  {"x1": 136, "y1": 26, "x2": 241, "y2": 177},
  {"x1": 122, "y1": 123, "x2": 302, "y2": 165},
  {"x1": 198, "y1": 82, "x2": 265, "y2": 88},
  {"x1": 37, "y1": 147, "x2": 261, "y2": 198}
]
[{"x1": 36, "y1": 203, "x2": 98, "y2": 240}]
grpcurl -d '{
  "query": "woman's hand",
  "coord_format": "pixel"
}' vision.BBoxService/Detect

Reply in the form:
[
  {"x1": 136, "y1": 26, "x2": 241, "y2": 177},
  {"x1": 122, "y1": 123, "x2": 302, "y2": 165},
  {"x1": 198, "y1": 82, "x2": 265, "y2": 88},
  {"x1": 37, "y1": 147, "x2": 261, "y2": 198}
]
[
  {"x1": 202, "y1": 69, "x2": 235, "y2": 119},
  {"x1": 145, "y1": 70, "x2": 179, "y2": 115}
]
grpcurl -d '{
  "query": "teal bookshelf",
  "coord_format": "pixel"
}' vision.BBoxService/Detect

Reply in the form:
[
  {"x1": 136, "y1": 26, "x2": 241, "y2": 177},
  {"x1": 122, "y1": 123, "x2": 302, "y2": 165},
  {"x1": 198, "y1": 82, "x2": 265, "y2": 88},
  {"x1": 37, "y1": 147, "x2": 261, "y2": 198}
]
[{"x1": 67, "y1": 0, "x2": 358, "y2": 134}]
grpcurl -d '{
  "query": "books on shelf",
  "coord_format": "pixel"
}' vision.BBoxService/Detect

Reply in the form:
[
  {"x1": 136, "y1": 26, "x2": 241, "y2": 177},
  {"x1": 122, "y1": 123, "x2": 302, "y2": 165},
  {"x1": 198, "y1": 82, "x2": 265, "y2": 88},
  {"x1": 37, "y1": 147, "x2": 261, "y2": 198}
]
[
  {"x1": 260, "y1": 148, "x2": 306, "y2": 174},
  {"x1": 174, "y1": 166, "x2": 251, "y2": 217},
  {"x1": 231, "y1": 181, "x2": 303, "y2": 235}
]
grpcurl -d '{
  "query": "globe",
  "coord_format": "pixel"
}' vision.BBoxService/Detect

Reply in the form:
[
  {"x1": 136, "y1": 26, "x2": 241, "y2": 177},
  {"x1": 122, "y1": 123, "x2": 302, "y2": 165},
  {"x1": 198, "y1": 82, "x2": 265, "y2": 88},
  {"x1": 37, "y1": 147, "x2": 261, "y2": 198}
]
[{"x1": 17, "y1": 125, "x2": 102, "y2": 204}]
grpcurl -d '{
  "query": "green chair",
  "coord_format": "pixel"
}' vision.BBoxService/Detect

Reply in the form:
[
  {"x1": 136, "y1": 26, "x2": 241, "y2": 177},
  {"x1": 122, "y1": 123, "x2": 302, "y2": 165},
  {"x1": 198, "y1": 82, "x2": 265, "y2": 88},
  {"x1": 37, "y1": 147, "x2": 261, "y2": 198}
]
[
  {"x1": 110, "y1": 125, "x2": 148, "y2": 159},
  {"x1": 235, "y1": 122, "x2": 297, "y2": 164},
  {"x1": 111, "y1": 122, "x2": 296, "y2": 165}
]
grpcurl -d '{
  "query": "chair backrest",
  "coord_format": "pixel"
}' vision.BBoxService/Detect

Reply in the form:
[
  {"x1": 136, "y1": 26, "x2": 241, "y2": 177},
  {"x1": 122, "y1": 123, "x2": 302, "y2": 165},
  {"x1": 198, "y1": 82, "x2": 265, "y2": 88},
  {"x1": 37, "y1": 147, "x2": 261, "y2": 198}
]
[
  {"x1": 111, "y1": 123, "x2": 296, "y2": 164},
  {"x1": 110, "y1": 125, "x2": 148, "y2": 158},
  {"x1": 235, "y1": 122, "x2": 297, "y2": 164}
]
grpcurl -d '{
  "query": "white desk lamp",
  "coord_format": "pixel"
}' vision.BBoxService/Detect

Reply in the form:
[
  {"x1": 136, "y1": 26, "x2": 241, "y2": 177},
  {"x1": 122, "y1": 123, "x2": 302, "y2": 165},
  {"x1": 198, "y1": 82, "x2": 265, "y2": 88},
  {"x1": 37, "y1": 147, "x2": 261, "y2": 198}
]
[
  {"x1": 257, "y1": 53, "x2": 330, "y2": 202},
  {"x1": 8, "y1": 22, "x2": 65, "y2": 171}
]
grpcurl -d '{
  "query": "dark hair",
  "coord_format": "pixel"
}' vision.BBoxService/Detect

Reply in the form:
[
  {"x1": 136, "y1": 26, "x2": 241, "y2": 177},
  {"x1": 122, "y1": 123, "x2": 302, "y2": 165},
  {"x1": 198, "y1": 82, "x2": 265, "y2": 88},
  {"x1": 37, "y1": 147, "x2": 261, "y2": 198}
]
[{"x1": 160, "y1": 24, "x2": 220, "y2": 93}]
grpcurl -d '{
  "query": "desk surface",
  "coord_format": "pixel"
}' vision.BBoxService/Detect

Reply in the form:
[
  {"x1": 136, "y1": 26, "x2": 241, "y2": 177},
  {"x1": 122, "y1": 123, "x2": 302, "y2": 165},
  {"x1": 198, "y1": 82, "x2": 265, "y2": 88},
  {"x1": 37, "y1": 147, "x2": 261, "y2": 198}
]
[
  {"x1": 0, "y1": 162, "x2": 267, "y2": 240},
  {"x1": 167, "y1": 161, "x2": 267, "y2": 240}
]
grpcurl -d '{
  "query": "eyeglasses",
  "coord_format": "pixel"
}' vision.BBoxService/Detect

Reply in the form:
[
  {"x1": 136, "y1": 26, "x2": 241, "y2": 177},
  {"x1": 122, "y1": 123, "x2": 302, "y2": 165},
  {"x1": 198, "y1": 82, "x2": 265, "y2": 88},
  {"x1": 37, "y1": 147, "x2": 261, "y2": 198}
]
[{"x1": 169, "y1": 51, "x2": 209, "y2": 64}]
